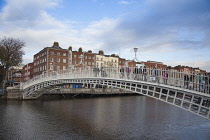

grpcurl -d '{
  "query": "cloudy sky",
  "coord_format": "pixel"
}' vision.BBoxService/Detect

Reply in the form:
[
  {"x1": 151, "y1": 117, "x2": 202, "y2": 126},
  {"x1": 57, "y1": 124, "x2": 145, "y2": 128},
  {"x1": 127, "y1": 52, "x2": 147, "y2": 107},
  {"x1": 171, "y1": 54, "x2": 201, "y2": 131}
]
[{"x1": 0, "y1": 0, "x2": 210, "y2": 71}]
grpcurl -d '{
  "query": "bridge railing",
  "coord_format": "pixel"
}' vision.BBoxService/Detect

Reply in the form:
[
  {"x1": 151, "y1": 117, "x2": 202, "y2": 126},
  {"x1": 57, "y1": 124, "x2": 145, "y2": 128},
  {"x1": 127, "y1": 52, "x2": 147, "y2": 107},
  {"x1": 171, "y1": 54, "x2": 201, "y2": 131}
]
[{"x1": 21, "y1": 67, "x2": 210, "y2": 95}]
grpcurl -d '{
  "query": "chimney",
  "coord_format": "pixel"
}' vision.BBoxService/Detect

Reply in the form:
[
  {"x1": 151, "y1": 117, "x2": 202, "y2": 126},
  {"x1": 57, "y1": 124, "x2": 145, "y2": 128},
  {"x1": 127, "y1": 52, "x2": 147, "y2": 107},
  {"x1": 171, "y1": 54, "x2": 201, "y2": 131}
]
[
  {"x1": 99, "y1": 50, "x2": 104, "y2": 55},
  {"x1": 78, "y1": 47, "x2": 82, "y2": 52},
  {"x1": 68, "y1": 46, "x2": 72, "y2": 51},
  {"x1": 53, "y1": 42, "x2": 59, "y2": 47}
]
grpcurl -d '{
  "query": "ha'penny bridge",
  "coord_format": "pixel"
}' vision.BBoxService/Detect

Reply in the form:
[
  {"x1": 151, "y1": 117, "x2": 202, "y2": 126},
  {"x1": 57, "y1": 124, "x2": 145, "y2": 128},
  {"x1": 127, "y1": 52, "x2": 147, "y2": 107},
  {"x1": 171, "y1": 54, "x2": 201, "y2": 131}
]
[{"x1": 20, "y1": 67, "x2": 210, "y2": 120}]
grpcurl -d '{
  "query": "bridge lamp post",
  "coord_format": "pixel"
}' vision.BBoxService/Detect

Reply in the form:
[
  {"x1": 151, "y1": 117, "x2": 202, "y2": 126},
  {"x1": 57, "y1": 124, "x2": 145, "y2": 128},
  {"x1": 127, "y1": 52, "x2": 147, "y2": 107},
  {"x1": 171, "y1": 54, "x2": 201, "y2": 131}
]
[{"x1": 133, "y1": 47, "x2": 139, "y2": 62}]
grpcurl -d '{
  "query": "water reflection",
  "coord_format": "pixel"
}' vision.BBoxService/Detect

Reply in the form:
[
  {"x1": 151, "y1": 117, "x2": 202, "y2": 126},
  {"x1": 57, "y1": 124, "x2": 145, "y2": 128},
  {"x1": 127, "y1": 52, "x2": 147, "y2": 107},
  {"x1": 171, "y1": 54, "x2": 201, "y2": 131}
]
[{"x1": 0, "y1": 96, "x2": 210, "y2": 140}]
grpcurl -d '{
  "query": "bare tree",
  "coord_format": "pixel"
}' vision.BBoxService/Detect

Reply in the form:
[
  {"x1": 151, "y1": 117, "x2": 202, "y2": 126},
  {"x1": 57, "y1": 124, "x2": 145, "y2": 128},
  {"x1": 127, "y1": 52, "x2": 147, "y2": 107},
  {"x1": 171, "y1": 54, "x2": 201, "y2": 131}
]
[{"x1": 0, "y1": 37, "x2": 25, "y2": 90}]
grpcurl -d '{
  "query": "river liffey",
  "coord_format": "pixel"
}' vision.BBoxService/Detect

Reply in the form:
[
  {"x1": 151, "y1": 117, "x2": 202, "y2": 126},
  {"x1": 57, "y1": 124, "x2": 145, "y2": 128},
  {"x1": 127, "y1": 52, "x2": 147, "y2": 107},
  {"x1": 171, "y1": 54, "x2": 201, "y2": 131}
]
[{"x1": 0, "y1": 95, "x2": 210, "y2": 140}]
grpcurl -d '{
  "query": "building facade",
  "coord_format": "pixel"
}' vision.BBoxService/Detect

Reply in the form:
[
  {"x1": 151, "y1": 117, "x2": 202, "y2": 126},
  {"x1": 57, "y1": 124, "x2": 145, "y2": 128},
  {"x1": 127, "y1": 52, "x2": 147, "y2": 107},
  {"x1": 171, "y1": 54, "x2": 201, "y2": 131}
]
[
  {"x1": 96, "y1": 51, "x2": 119, "y2": 68},
  {"x1": 7, "y1": 66, "x2": 23, "y2": 86},
  {"x1": 69, "y1": 47, "x2": 96, "y2": 68},
  {"x1": 22, "y1": 62, "x2": 34, "y2": 81},
  {"x1": 33, "y1": 42, "x2": 69, "y2": 77},
  {"x1": 143, "y1": 61, "x2": 167, "y2": 69}
]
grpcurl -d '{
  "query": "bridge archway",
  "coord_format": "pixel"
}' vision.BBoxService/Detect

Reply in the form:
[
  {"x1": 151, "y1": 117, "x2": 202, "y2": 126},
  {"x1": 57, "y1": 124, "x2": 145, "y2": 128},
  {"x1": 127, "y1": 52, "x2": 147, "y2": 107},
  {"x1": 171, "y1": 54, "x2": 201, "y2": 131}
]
[{"x1": 22, "y1": 77, "x2": 210, "y2": 120}]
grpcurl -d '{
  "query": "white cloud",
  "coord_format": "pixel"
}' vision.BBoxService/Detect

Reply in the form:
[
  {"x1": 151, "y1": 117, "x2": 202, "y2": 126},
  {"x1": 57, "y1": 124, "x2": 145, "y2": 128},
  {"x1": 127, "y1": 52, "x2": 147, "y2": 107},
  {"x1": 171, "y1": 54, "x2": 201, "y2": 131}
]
[
  {"x1": 118, "y1": 1, "x2": 132, "y2": 5},
  {"x1": 0, "y1": 0, "x2": 210, "y2": 72}
]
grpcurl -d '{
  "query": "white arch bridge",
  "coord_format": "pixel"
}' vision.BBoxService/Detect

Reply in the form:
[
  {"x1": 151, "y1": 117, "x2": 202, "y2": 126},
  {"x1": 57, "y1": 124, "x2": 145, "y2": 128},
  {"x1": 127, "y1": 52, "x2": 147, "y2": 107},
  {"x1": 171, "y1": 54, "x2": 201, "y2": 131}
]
[{"x1": 20, "y1": 67, "x2": 210, "y2": 120}]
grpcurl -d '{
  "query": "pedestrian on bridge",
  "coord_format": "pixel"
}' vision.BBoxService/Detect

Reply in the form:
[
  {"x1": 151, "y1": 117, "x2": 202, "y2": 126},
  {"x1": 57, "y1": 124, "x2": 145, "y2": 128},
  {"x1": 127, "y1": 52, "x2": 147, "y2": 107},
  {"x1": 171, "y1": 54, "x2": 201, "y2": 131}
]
[
  {"x1": 93, "y1": 67, "x2": 99, "y2": 77},
  {"x1": 139, "y1": 66, "x2": 143, "y2": 81},
  {"x1": 143, "y1": 66, "x2": 147, "y2": 81},
  {"x1": 120, "y1": 67, "x2": 125, "y2": 78},
  {"x1": 198, "y1": 73, "x2": 204, "y2": 92},
  {"x1": 133, "y1": 67, "x2": 139, "y2": 80},
  {"x1": 126, "y1": 67, "x2": 131, "y2": 79},
  {"x1": 184, "y1": 74, "x2": 189, "y2": 89},
  {"x1": 163, "y1": 71, "x2": 168, "y2": 84}
]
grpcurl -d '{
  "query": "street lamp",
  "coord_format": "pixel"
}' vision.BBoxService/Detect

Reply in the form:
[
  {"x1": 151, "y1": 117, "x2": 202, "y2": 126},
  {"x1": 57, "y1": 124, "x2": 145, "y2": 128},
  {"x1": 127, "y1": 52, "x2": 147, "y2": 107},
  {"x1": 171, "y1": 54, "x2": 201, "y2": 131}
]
[{"x1": 133, "y1": 47, "x2": 139, "y2": 62}]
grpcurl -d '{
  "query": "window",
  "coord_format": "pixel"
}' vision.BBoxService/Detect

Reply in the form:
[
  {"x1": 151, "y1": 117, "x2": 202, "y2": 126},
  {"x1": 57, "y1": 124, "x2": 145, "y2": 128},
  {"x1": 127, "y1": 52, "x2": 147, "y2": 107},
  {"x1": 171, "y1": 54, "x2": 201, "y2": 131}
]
[
  {"x1": 88, "y1": 56, "x2": 91, "y2": 59},
  {"x1": 92, "y1": 62, "x2": 94, "y2": 65},
  {"x1": 57, "y1": 52, "x2": 60, "y2": 56},
  {"x1": 63, "y1": 59, "x2": 66, "y2": 63},
  {"x1": 92, "y1": 56, "x2": 94, "y2": 59},
  {"x1": 74, "y1": 60, "x2": 77, "y2": 64},
  {"x1": 115, "y1": 60, "x2": 117, "y2": 63},
  {"x1": 57, "y1": 66, "x2": 60, "y2": 71},
  {"x1": 57, "y1": 58, "x2": 60, "y2": 62},
  {"x1": 97, "y1": 57, "x2": 99, "y2": 61},
  {"x1": 51, "y1": 51, "x2": 54, "y2": 55},
  {"x1": 101, "y1": 58, "x2": 103, "y2": 61},
  {"x1": 50, "y1": 58, "x2": 54, "y2": 62},
  {"x1": 88, "y1": 62, "x2": 91, "y2": 65},
  {"x1": 74, "y1": 55, "x2": 77, "y2": 58},
  {"x1": 63, "y1": 66, "x2": 66, "y2": 70},
  {"x1": 85, "y1": 56, "x2": 87, "y2": 59},
  {"x1": 63, "y1": 53, "x2": 66, "y2": 56}
]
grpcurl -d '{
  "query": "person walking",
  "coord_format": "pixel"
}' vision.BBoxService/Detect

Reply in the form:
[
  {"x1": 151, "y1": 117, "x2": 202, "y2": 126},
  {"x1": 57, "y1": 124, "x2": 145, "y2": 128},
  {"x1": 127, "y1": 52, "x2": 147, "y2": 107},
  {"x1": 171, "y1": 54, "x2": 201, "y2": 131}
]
[
  {"x1": 133, "y1": 67, "x2": 139, "y2": 80},
  {"x1": 120, "y1": 67, "x2": 124, "y2": 78},
  {"x1": 198, "y1": 73, "x2": 204, "y2": 92},
  {"x1": 126, "y1": 67, "x2": 131, "y2": 79},
  {"x1": 184, "y1": 74, "x2": 189, "y2": 89},
  {"x1": 163, "y1": 71, "x2": 168, "y2": 84},
  {"x1": 143, "y1": 66, "x2": 147, "y2": 81}
]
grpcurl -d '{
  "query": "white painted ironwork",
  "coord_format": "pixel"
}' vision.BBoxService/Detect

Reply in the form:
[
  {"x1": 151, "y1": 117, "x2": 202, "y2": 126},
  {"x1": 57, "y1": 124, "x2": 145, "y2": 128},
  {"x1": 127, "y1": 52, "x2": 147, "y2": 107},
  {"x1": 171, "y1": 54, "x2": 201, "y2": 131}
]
[{"x1": 20, "y1": 67, "x2": 210, "y2": 120}]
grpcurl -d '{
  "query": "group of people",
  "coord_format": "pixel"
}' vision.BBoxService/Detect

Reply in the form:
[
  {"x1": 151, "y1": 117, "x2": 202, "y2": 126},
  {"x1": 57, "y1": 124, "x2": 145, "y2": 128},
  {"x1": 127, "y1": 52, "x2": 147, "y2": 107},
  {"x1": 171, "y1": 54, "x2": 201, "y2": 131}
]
[
  {"x1": 184, "y1": 73, "x2": 210, "y2": 93},
  {"x1": 92, "y1": 66, "x2": 210, "y2": 94},
  {"x1": 93, "y1": 67, "x2": 107, "y2": 77},
  {"x1": 120, "y1": 66, "x2": 148, "y2": 80}
]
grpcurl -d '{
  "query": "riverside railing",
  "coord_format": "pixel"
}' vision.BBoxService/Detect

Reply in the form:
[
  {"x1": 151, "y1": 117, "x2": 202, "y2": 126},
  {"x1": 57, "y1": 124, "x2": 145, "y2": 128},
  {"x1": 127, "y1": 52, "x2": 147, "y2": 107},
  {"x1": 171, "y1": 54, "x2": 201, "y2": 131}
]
[{"x1": 21, "y1": 67, "x2": 210, "y2": 95}]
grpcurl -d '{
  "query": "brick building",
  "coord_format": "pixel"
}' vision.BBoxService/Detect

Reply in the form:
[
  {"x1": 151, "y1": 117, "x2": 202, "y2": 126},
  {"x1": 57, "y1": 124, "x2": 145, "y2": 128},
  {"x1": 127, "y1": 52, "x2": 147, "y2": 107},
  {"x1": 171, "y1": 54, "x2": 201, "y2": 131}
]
[
  {"x1": 119, "y1": 58, "x2": 126, "y2": 67},
  {"x1": 172, "y1": 65, "x2": 206, "y2": 74},
  {"x1": 22, "y1": 62, "x2": 34, "y2": 81},
  {"x1": 143, "y1": 61, "x2": 167, "y2": 69},
  {"x1": 126, "y1": 60, "x2": 136, "y2": 67},
  {"x1": 33, "y1": 42, "x2": 69, "y2": 77},
  {"x1": 69, "y1": 47, "x2": 96, "y2": 68}
]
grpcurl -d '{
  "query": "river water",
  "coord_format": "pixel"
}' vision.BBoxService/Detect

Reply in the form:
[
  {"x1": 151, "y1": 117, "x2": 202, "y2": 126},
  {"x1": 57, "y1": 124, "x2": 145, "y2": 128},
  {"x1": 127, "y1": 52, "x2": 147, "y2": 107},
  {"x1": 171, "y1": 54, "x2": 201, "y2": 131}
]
[{"x1": 0, "y1": 95, "x2": 210, "y2": 140}]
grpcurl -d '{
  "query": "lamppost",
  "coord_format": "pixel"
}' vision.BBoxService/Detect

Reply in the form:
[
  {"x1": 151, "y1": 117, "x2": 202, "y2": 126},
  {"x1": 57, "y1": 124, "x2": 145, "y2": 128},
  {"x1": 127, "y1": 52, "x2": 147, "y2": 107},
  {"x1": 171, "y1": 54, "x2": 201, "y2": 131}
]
[{"x1": 133, "y1": 47, "x2": 139, "y2": 62}]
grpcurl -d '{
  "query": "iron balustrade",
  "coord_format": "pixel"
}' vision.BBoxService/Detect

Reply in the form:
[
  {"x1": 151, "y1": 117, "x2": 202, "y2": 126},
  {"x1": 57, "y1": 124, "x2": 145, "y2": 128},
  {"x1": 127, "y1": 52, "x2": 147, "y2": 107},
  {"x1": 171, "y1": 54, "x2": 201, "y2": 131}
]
[{"x1": 21, "y1": 67, "x2": 210, "y2": 95}]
